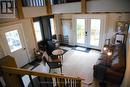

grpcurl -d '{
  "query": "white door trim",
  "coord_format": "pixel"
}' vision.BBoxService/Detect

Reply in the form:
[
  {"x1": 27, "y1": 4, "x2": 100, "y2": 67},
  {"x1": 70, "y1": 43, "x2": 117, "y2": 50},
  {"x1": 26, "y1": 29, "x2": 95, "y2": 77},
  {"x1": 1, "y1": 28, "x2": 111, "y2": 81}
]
[
  {"x1": 87, "y1": 14, "x2": 107, "y2": 49},
  {"x1": 72, "y1": 14, "x2": 107, "y2": 50},
  {"x1": 0, "y1": 23, "x2": 30, "y2": 66},
  {"x1": 19, "y1": 23, "x2": 31, "y2": 62}
]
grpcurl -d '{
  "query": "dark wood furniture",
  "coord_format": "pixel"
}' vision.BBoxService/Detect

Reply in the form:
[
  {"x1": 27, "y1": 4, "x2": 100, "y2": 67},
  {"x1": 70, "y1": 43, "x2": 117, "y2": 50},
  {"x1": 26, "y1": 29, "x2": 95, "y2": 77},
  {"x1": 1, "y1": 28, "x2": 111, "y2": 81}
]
[{"x1": 42, "y1": 52, "x2": 62, "y2": 73}]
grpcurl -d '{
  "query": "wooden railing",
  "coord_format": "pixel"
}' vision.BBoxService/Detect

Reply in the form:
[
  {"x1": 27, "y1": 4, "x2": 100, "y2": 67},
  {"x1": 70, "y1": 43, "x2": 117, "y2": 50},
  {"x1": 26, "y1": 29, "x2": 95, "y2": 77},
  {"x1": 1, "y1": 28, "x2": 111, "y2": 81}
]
[
  {"x1": 49, "y1": 0, "x2": 81, "y2": 5},
  {"x1": 1, "y1": 66, "x2": 82, "y2": 87},
  {"x1": 22, "y1": 0, "x2": 46, "y2": 7},
  {"x1": 22, "y1": 0, "x2": 81, "y2": 6}
]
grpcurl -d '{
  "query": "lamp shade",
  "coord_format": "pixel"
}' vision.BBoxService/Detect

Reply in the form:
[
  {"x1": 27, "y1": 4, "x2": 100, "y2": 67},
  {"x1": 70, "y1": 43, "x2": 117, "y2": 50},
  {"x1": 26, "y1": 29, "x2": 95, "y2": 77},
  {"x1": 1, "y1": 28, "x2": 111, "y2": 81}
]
[
  {"x1": 103, "y1": 45, "x2": 109, "y2": 51},
  {"x1": 107, "y1": 50, "x2": 112, "y2": 56}
]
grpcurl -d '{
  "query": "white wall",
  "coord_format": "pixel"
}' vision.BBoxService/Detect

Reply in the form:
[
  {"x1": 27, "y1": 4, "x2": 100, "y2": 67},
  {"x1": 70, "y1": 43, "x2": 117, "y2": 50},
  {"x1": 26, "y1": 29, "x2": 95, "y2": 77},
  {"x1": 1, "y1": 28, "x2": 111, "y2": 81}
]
[
  {"x1": 87, "y1": 0, "x2": 130, "y2": 12},
  {"x1": 59, "y1": 13, "x2": 130, "y2": 46},
  {"x1": 52, "y1": 0, "x2": 130, "y2": 14},
  {"x1": 0, "y1": 18, "x2": 37, "y2": 61},
  {"x1": 0, "y1": 18, "x2": 18, "y2": 24},
  {"x1": 52, "y1": 2, "x2": 81, "y2": 14},
  {"x1": 106, "y1": 13, "x2": 130, "y2": 39},
  {"x1": 22, "y1": 7, "x2": 47, "y2": 18},
  {"x1": 20, "y1": 19, "x2": 37, "y2": 61},
  {"x1": 54, "y1": 14, "x2": 63, "y2": 37}
]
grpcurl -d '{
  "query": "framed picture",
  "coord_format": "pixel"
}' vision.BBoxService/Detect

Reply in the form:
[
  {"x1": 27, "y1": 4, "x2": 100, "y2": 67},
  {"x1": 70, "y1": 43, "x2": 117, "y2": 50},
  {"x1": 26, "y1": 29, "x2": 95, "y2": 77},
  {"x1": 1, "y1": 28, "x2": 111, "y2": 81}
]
[
  {"x1": 116, "y1": 21, "x2": 125, "y2": 33},
  {"x1": 116, "y1": 21, "x2": 129, "y2": 34},
  {"x1": 115, "y1": 33, "x2": 125, "y2": 44}
]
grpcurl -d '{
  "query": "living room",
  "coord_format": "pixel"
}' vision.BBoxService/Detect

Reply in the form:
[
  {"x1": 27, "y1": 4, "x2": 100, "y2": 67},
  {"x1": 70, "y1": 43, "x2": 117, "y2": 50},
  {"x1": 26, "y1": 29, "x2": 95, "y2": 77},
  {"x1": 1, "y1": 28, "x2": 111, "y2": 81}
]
[{"x1": 0, "y1": 0, "x2": 130, "y2": 87}]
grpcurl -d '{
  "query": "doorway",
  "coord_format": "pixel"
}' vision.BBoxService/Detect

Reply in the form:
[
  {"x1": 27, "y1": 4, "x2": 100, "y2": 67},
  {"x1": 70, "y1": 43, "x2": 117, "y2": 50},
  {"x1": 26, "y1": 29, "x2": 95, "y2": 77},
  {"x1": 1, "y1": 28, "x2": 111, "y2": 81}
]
[
  {"x1": 74, "y1": 15, "x2": 106, "y2": 49},
  {"x1": 0, "y1": 24, "x2": 29, "y2": 67}
]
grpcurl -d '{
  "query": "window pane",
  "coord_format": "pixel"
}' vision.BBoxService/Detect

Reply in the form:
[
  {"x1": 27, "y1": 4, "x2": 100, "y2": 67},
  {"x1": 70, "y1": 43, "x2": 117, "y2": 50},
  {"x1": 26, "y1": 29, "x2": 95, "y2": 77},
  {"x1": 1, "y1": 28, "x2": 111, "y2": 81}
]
[
  {"x1": 76, "y1": 19, "x2": 85, "y2": 44},
  {"x1": 90, "y1": 19, "x2": 101, "y2": 46},
  {"x1": 50, "y1": 18, "x2": 55, "y2": 36},
  {"x1": 33, "y1": 21, "x2": 43, "y2": 42},
  {"x1": 5, "y1": 30, "x2": 22, "y2": 52}
]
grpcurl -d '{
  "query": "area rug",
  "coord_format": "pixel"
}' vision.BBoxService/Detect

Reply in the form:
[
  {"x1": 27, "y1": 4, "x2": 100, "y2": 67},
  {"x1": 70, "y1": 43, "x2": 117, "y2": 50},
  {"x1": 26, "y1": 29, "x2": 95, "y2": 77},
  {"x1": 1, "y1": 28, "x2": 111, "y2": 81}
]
[
  {"x1": 62, "y1": 49, "x2": 100, "y2": 84},
  {"x1": 72, "y1": 47, "x2": 91, "y2": 53},
  {"x1": 22, "y1": 49, "x2": 100, "y2": 86},
  {"x1": 60, "y1": 49, "x2": 68, "y2": 54}
]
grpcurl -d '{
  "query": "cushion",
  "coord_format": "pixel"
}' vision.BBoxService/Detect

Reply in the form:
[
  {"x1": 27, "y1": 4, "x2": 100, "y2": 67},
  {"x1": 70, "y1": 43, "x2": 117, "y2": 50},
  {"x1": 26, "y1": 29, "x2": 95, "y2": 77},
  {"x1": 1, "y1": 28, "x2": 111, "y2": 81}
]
[
  {"x1": 111, "y1": 64, "x2": 122, "y2": 72},
  {"x1": 47, "y1": 41, "x2": 56, "y2": 51},
  {"x1": 111, "y1": 57, "x2": 119, "y2": 65},
  {"x1": 111, "y1": 51, "x2": 118, "y2": 60},
  {"x1": 47, "y1": 41, "x2": 55, "y2": 48}
]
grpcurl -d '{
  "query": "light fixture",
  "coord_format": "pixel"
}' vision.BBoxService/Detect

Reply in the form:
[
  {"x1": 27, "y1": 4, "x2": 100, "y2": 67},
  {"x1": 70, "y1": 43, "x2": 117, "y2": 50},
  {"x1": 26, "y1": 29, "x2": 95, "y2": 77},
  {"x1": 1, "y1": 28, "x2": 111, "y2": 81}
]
[
  {"x1": 103, "y1": 39, "x2": 110, "y2": 51},
  {"x1": 103, "y1": 45, "x2": 108, "y2": 51},
  {"x1": 103, "y1": 46, "x2": 107, "y2": 51},
  {"x1": 107, "y1": 50, "x2": 112, "y2": 56},
  {"x1": 103, "y1": 39, "x2": 113, "y2": 57}
]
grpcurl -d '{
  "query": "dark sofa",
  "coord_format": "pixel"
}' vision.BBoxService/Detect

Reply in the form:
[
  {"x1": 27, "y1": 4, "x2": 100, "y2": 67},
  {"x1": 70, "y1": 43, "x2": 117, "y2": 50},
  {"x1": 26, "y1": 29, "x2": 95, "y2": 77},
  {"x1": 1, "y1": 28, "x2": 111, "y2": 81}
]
[{"x1": 93, "y1": 44, "x2": 126, "y2": 84}]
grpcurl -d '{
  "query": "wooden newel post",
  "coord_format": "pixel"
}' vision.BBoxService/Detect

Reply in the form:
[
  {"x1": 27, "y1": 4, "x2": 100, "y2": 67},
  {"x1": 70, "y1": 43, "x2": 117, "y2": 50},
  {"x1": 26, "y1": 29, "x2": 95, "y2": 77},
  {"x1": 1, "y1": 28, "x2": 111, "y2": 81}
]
[{"x1": 0, "y1": 56, "x2": 21, "y2": 87}]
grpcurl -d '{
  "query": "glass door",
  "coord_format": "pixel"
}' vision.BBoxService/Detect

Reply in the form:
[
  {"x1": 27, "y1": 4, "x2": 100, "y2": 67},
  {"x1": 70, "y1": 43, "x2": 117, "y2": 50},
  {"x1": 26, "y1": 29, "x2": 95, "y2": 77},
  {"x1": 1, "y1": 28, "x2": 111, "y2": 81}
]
[
  {"x1": 74, "y1": 15, "x2": 106, "y2": 50},
  {"x1": 90, "y1": 19, "x2": 101, "y2": 46},
  {"x1": 76, "y1": 19, "x2": 86, "y2": 46},
  {"x1": 87, "y1": 15, "x2": 106, "y2": 49},
  {"x1": 0, "y1": 24, "x2": 29, "y2": 67}
]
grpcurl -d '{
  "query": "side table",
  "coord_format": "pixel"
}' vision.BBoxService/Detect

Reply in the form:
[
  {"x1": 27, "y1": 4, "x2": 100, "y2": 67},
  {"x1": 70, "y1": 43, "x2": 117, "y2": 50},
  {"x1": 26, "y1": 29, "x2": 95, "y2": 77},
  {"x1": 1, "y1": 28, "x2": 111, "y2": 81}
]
[{"x1": 52, "y1": 49, "x2": 64, "y2": 61}]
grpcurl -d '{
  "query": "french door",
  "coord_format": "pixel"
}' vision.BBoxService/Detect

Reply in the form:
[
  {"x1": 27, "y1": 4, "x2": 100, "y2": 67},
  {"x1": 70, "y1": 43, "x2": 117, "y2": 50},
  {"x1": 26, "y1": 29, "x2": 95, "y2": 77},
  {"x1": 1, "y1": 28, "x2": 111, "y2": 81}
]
[{"x1": 74, "y1": 14, "x2": 106, "y2": 49}]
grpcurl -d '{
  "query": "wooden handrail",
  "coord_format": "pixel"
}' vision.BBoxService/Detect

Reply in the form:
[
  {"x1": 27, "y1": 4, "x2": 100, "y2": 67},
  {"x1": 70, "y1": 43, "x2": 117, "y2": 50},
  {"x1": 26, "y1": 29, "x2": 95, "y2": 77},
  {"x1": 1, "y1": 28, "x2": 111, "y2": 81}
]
[
  {"x1": 0, "y1": 56, "x2": 82, "y2": 87},
  {"x1": 1, "y1": 66, "x2": 82, "y2": 80}
]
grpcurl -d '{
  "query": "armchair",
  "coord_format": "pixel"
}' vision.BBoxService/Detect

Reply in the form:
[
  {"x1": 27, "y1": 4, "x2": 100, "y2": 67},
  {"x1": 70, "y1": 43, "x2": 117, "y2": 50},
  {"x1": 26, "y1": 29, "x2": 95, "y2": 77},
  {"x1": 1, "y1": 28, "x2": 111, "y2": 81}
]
[{"x1": 46, "y1": 40, "x2": 57, "y2": 55}]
